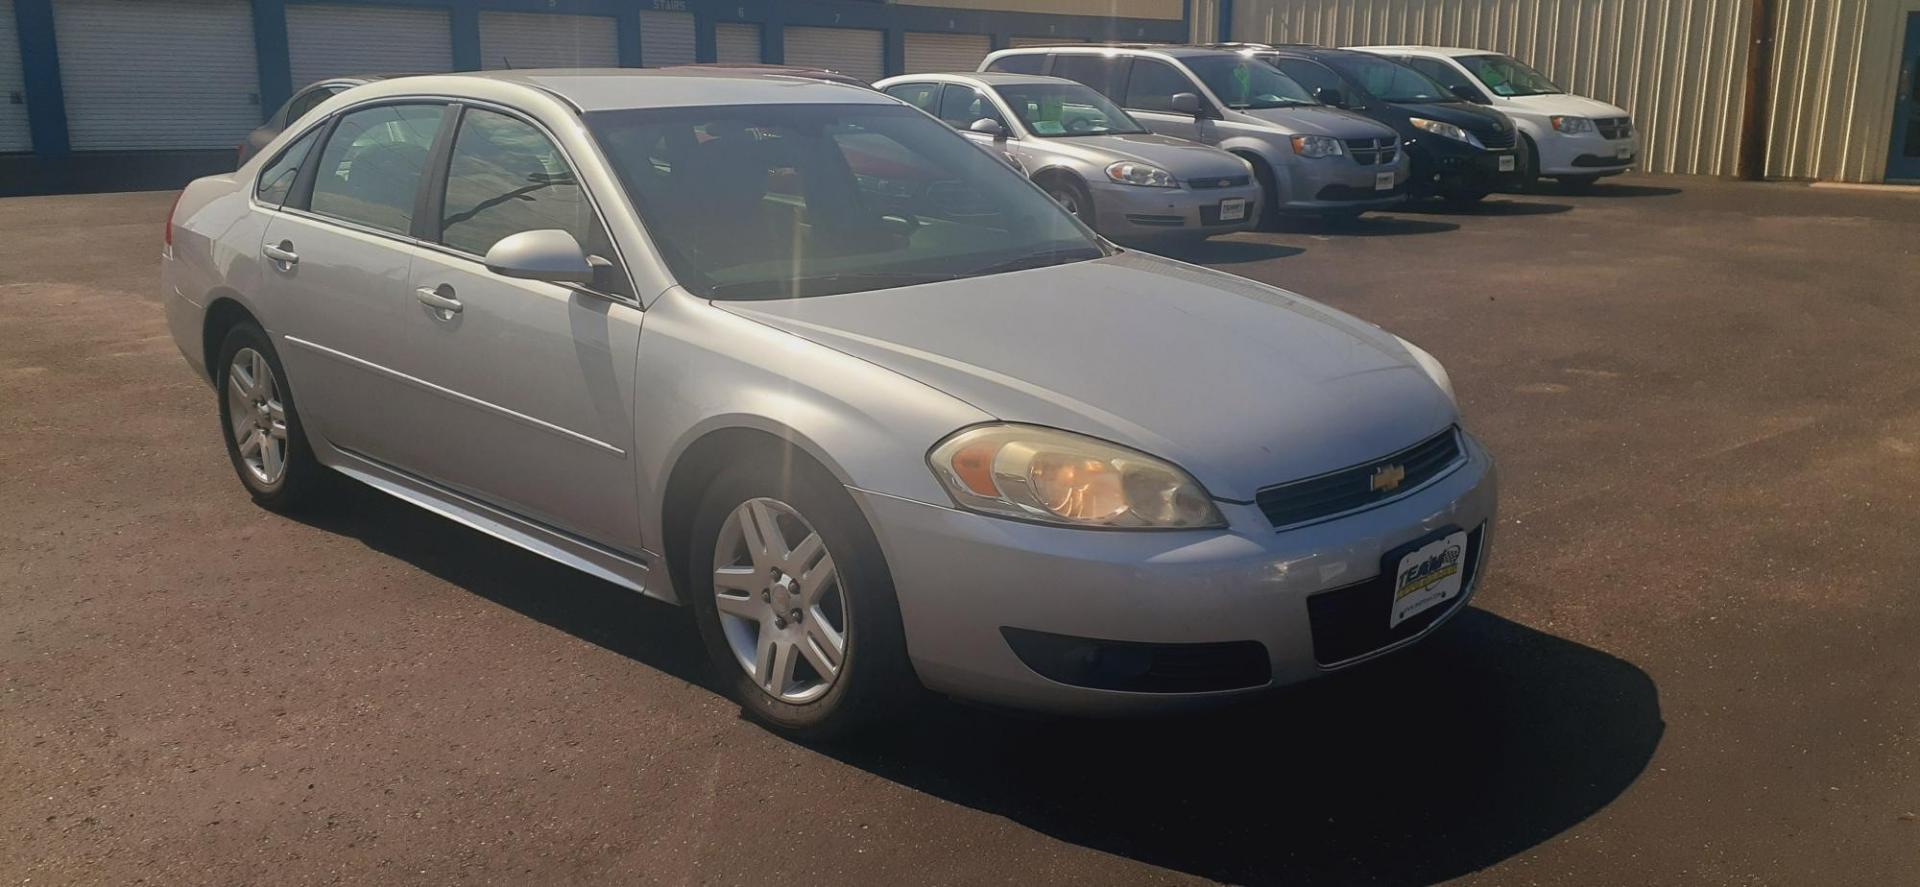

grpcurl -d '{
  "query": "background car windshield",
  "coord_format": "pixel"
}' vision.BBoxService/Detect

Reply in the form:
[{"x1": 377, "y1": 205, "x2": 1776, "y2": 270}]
[
  {"x1": 1183, "y1": 56, "x2": 1316, "y2": 109},
  {"x1": 1457, "y1": 54, "x2": 1562, "y2": 96},
  {"x1": 994, "y1": 82, "x2": 1147, "y2": 137},
  {"x1": 587, "y1": 104, "x2": 1101, "y2": 300},
  {"x1": 1325, "y1": 55, "x2": 1450, "y2": 103}
]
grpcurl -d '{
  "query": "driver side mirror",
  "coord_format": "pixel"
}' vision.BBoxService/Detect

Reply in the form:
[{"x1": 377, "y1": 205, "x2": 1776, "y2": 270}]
[
  {"x1": 969, "y1": 117, "x2": 1007, "y2": 140},
  {"x1": 1449, "y1": 84, "x2": 1490, "y2": 104},
  {"x1": 484, "y1": 229, "x2": 596, "y2": 285},
  {"x1": 1313, "y1": 86, "x2": 1346, "y2": 108},
  {"x1": 1170, "y1": 92, "x2": 1202, "y2": 117}
]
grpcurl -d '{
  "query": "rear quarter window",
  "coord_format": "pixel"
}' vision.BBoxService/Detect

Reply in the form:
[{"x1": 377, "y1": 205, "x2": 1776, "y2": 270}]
[{"x1": 984, "y1": 53, "x2": 1044, "y2": 75}]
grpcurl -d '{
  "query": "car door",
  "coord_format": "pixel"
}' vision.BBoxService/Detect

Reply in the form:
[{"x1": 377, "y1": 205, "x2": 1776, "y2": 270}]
[
  {"x1": 1120, "y1": 56, "x2": 1207, "y2": 144},
  {"x1": 257, "y1": 101, "x2": 450, "y2": 464},
  {"x1": 398, "y1": 104, "x2": 645, "y2": 549},
  {"x1": 935, "y1": 83, "x2": 1017, "y2": 165},
  {"x1": 1405, "y1": 56, "x2": 1491, "y2": 106}
]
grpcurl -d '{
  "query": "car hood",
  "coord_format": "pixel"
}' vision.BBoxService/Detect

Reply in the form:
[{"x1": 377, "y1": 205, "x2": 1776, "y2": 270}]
[
  {"x1": 715, "y1": 251, "x2": 1456, "y2": 501},
  {"x1": 1500, "y1": 92, "x2": 1628, "y2": 119},
  {"x1": 1044, "y1": 132, "x2": 1252, "y2": 179},
  {"x1": 1239, "y1": 104, "x2": 1398, "y2": 139}
]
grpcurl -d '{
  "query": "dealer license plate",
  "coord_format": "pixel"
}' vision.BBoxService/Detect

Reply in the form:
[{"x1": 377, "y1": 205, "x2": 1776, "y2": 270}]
[
  {"x1": 1374, "y1": 171, "x2": 1395, "y2": 191},
  {"x1": 1616, "y1": 145, "x2": 1633, "y2": 159},
  {"x1": 1389, "y1": 530, "x2": 1470, "y2": 628},
  {"x1": 1218, "y1": 198, "x2": 1247, "y2": 221},
  {"x1": 1497, "y1": 154, "x2": 1517, "y2": 172}
]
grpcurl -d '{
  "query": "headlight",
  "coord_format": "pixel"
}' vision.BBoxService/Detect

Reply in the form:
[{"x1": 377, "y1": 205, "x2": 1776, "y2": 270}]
[
  {"x1": 928, "y1": 424, "x2": 1225, "y2": 529},
  {"x1": 1105, "y1": 161, "x2": 1177, "y2": 188},
  {"x1": 1289, "y1": 135, "x2": 1345, "y2": 158},
  {"x1": 1408, "y1": 117, "x2": 1485, "y2": 149},
  {"x1": 1394, "y1": 335, "x2": 1456, "y2": 407},
  {"x1": 1550, "y1": 115, "x2": 1594, "y2": 134}
]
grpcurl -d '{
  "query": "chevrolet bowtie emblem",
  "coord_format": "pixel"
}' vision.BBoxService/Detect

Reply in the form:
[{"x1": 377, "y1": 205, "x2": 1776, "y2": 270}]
[
  {"x1": 1217, "y1": 178, "x2": 1232, "y2": 186},
  {"x1": 1370, "y1": 464, "x2": 1407, "y2": 493}
]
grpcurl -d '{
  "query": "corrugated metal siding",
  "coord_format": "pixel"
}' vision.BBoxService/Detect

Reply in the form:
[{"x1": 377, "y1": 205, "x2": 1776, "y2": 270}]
[
  {"x1": 715, "y1": 22, "x2": 763, "y2": 65},
  {"x1": 904, "y1": 32, "x2": 994, "y2": 73},
  {"x1": 784, "y1": 26, "x2": 886, "y2": 82},
  {"x1": 1766, "y1": 0, "x2": 1915, "y2": 182},
  {"x1": 0, "y1": 0, "x2": 29, "y2": 153},
  {"x1": 478, "y1": 11, "x2": 619, "y2": 70},
  {"x1": 640, "y1": 10, "x2": 696, "y2": 68},
  {"x1": 53, "y1": 0, "x2": 260, "y2": 151},
  {"x1": 1232, "y1": 0, "x2": 1753, "y2": 177},
  {"x1": 288, "y1": 5, "x2": 452, "y2": 88}
]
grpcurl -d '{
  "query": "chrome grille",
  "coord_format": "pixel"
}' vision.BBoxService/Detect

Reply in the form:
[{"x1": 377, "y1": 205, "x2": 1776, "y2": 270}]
[
  {"x1": 1344, "y1": 137, "x2": 1399, "y2": 166},
  {"x1": 1596, "y1": 117, "x2": 1633, "y2": 140}
]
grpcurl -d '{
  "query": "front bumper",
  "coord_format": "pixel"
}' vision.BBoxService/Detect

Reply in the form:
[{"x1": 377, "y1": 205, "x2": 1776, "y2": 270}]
[
  {"x1": 855, "y1": 432, "x2": 1499, "y2": 715},
  {"x1": 1277, "y1": 153, "x2": 1411, "y2": 213},
  {"x1": 1086, "y1": 179, "x2": 1262, "y2": 239},
  {"x1": 1536, "y1": 129, "x2": 1639, "y2": 176},
  {"x1": 1409, "y1": 140, "x2": 1528, "y2": 194}
]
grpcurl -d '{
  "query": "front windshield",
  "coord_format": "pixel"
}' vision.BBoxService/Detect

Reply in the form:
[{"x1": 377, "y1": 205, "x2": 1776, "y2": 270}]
[
  {"x1": 1456, "y1": 53, "x2": 1563, "y2": 97},
  {"x1": 1324, "y1": 55, "x2": 1451, "y2": 103},
  {"x1": 1183, "y1": 55, "x2": 1318, "y2": 110},
  {"x1": 586, "y1": 104, "x2": 1104, "y2": 300},
  {"x1": 994, "y1": 81, "x2": 1149, "y2": 138}
]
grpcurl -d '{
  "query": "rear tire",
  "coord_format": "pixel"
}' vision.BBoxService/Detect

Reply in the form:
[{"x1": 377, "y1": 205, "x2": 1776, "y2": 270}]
[
  {"x1": 684, "y1": 456, "x2": 917, "y2": 742},
  {"x1": 214, "y1": 321, "x2": 329, "y2": 513}
]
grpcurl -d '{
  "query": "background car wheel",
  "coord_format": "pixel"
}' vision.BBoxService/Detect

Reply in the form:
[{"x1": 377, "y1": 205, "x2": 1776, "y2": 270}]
[
  {"x1": 1244, "y1": 154, "x2": 1284, "y2": 229},
  {"x1": 1518, "y1": 134, "x2": 1543, "y2": 192},
  {"x1": 214, "y1": 321, "x2": 328, "y2": 512},
  {"x1": 685, "y1": 456, "x2": 916, "y2": 741},
  {"x1": 1557, "y1": 175, "x2": 1601, "y2": 193},
  {"x1": 1041, "y1": 176, "x2": 1093, "y2": 222}
]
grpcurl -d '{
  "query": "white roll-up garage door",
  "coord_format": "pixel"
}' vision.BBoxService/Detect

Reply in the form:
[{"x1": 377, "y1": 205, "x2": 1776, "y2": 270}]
[
  {"x1": 52, "y1": 0, "x2": 258, "y2": 151},
  {"x1": 0, "y1": 0, "x2": 29, "y2": 153},
  {"x1": 715, "y1": 22, "x2": 762, "y2": 65},
  {"x1": 903, "y1": 33, "x2": 991, "y2": 75},
  {"x1": 639, "y1": 11, "x2": 695, "y2": 68},
  {"x1": 783, "y1": 26, "x2": 884, "y2": 83},
  {"x1": 479, "y1": 11, "x2": 618, "y2": 70},
  {"x1": 287, "y1": 5, "x2": 452, "y2": 89}
]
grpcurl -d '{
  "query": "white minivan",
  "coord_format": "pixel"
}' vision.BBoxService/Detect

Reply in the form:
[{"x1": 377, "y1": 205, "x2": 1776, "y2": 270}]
[{"x1": 1349, "y1": 46, "x2": 1638, "y2": 191}]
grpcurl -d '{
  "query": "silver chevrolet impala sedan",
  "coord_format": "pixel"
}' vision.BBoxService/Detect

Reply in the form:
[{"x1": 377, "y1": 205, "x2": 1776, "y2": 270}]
[
  {"x1": 873, "y1": 72, "x2": 1261, "y2": 241},
  {"x1": 162, "y1": 69, "x2": 1497, "y2": 739}
]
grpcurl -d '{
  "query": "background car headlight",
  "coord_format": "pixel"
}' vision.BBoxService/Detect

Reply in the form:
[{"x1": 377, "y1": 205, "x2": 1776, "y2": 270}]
[
  {"x1": 929, "y1": 424, "x2": 1225, "y2": 529},
  {"x1": 1289, "y1": 135, "x2": 1345, "y2": 158},
  {"x1": 1105, "y1": 161, "x2": 1177, "y2": 188},
  {"x1": 1394, "y1": 335, "x2": 1456, "y2": 407},
  {"x1": 1408, "y1": 117, "x2": 1485, "y2": 149},
  {"x1": 1551, "y1": 115, "x2": 1594, "y2": 134}
]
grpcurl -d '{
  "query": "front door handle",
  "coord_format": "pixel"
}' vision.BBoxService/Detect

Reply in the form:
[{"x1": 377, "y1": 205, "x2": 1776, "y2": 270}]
[
  {"x1": 414, "y1": 285, "x2": 462, "y2": 317},
  {"x1": 262, "y1": 241, "x2": 298, "y2": 267}
]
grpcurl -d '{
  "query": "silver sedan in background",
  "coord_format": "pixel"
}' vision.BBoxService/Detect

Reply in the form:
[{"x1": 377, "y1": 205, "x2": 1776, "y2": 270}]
[
  {"x1": 163, "y1": 69, "x2": 1494, "y2": 740},
  {"x1": 875, "y1": 72, "x2": 1260, "y2": 241}
]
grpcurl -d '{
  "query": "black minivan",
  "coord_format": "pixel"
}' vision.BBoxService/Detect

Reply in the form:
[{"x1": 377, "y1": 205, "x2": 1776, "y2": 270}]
[{"x1": 1235, "y1": 45, "x2": 1527, "y2": 203}]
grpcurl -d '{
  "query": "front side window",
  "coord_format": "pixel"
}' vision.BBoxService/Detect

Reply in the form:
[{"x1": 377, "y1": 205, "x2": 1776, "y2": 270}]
[
  {"x1": 1270, "y1": 58, "x2": 1353, "y2": 106},
  {"x1": 309, "y1": 104, "x2": 446, "y2": 234},
  {"x1": 256, "y1": 128, "x2": 320, "y2": 206},
  {"x1": 995, "y1": 81, "x2": 1147, "y2": 137},
  {"x1": 935, "y1": 85, "x2": 1006, "y2": 130},
  {"x1": 1181, "y1": 55, "x2": 1315, "y2": 110},
  {"x1": 883, "y1": 82, "x2": 941, "y2": 113},
  {"x1": 1049, "y1": 54, "x2": 1130, "y2": 100},
  {"x1": 1456, "y1": 53, "x2": 1562, "y2": 97},
  {"x1": 1326, "y1": 55, "x2": 1451, "y2": 103},
  {"x1": 1123, "y1": 59, "x2": 1197, "y2": 112},
  {"x1": 1405, "y1": 57, "x2": 1482, "y2": 99},
  {"x1": 438, "y1": 108, "x2": 598, "y2": 260},
  {"x1": 983, "y1": 53, "x2": 1044, "y2": 75},
  {"x1": 587, "y1": 103, "x2": 1103, "y2": 300}
]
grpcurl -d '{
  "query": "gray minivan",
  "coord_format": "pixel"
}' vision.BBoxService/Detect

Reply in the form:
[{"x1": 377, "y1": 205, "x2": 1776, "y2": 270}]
[{"x1": 981, "y1": 45, "x2": 1411, "y2": 224}]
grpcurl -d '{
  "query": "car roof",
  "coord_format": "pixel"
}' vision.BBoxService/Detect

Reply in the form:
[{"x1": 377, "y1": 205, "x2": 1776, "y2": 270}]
[
  {"x1": 991, "y1": 43, "x2": 1246, "y2": 60},
  {"x1": 1347, "y1": 46, "x2": 1497, "y2": 57},
  {"x1": 881, "y1": 71, "x2": 1087, "y2": 88},
  {"x1": 348, "y1": 68, "x2": 895, "y2": 111},
  {"x1": 663, "y1": 63, "x2": 872, "y2": 88}
]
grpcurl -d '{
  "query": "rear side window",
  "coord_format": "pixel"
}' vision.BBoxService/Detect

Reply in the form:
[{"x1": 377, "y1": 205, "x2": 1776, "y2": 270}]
[
  {"x1": 882, "y1": 82, "x2": 941, "y2": 112},
  {"x1": 438, "y1": 108, "x2": 601, "y2": 262},
  {"x1": 285, "y1": 86, "x2": 338, "y2": 127},
  {"x1": 1050, "y1": 54, "x2": 1130, "y2": 100},
  {"x1": 255, "y1": 128, "x2": 319, "y2": 206},
  {"x1": 1123, "y1": 58, "x2": 1194, "y2": 112},
  {"x1": 935, "y1": 85, "x2": 1006, "y2": 129},
  {"x1": 984, "y1": 53, "x2": 1044, "y2": 75},
  {"x1": 309, "y1": 104, "x2": 447, "y2": 234}
]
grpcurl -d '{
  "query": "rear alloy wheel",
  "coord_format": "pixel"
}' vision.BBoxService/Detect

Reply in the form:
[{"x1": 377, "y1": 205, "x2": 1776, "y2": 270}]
[
  {"x1": 226, "y1": 347, "x2": 289, "y2": 488},
  {"x1": 711, "y1": 497, "x2": 850, "y2": 704},
  {"x1": 214, "y1": 322, "x2": 328, "y2": 512}
]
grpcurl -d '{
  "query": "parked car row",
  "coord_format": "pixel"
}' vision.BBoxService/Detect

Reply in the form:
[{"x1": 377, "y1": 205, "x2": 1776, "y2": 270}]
[{"x1": 171, "y1": 64, "x2": 1500, "y2": 739}]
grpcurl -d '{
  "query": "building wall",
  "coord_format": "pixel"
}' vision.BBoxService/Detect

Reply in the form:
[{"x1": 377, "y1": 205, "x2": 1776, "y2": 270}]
[
  {"x1": 1227, "y1": 0, "x2": 1917, "y2": 183},
  {"x1": 896, "y1": 0, "x2": 1182, "y2": 17}
]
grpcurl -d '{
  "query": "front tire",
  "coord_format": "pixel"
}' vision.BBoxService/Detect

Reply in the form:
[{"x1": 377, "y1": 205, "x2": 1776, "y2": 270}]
[
  {"x1": 1041, "y1": 175, "x2": 1094, "y2": 223},
  {"x1": 1557, "y1": 174, "x2": 1601, "y2": 193},
  {"x1": 685, "y1": 457, "x2": 916, "y2": 741},
  {"x1": 214, "y1": 321, "x2": 328, "y2": 512}
]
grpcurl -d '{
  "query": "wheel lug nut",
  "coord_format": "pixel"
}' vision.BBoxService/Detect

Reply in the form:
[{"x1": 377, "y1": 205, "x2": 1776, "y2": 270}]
[
  {"x1": 761, "y1": 590, "x2": 771, "y2": 602},
  {"x1": 774, "y1": 617, "x2": 787, "y2": 629},
  {"x1": 789, "y1": 609, "x2": 802, "y2": 623}
]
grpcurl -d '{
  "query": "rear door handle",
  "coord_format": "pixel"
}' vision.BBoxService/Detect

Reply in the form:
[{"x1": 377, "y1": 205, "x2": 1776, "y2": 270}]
[
  {"x1": 262, "y1": 241, "x2": 298, "y2": 266},
  {"x1": 414, "y1": 285, "x2": 462, "y2": 316}
]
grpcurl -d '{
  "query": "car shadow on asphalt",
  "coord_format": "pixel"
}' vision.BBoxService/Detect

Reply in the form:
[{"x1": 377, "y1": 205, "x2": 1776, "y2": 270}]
[
  {"x1": 1394, "y1": 198, "x2": 1575, "y2": 217},
  {"x1": 1137, "y1": 238, "x2": 1306, "y2": 265},
  {"x1": 1536, "y1": 182, "x2": 1685, "y2": 199},
  {"x1": 1273, "y1": 215, "x2": 1461, "y2": 237},
  {"x1": 296, "y1": 486, "x2": 1663, "y2": 887}
]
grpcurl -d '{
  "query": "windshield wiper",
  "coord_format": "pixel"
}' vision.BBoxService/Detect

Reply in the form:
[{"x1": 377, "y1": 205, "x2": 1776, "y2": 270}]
[{"x1": 966, "y1": 246, "x2": 1103, "y2": 277}]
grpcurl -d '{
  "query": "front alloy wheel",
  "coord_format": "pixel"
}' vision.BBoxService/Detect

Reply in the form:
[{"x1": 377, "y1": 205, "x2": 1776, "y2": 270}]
[{"x1": 711, "y1": 497, "x2": 850, "y2": 704}]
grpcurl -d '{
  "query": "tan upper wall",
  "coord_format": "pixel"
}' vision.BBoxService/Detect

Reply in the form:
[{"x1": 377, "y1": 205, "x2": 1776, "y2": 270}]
[{"x1": 895, "y1": 0, "x2": 1185, "y2": 20}]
